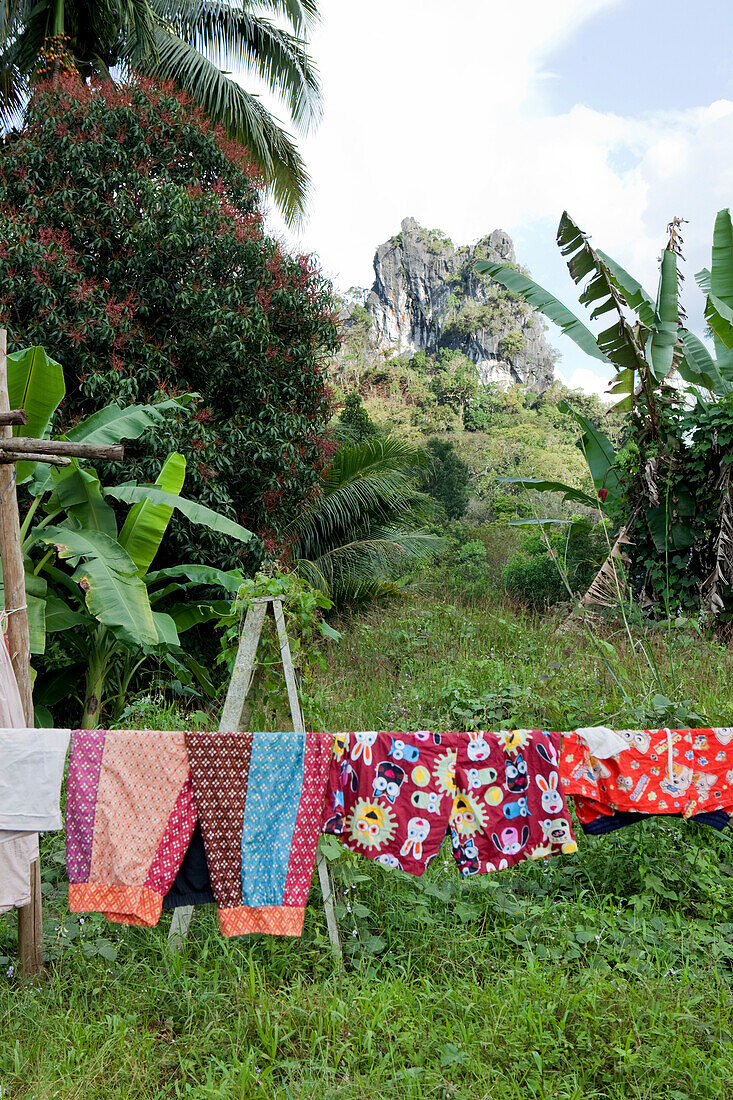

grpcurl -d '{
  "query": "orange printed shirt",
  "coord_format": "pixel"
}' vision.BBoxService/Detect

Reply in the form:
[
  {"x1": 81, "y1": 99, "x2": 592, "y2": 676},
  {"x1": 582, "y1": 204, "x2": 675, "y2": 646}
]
[{"x1": 559, "y1": 728, "x2": 733, "y2": 823}]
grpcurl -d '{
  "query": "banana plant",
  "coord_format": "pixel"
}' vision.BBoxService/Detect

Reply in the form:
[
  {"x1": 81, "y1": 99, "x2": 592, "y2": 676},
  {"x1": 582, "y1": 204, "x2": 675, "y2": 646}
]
[
  {"x1": 474, "y1": 213, "x2": 733, "y2": 615},
  {"x1": 3, "y1": 344, "x2": 251, "y2": 725},
  {"x1": 476, "y1": 211, "x2": 731, "y2": 415},
  {"x1": 27, "y1": 453, "x2": 251, "y2": 727}
]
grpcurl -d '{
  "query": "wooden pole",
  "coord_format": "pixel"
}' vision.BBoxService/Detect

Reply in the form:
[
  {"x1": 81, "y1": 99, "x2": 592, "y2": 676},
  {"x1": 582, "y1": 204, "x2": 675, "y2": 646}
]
[
  {"x1": 0, "y1": 452, "x2": 71, "y2": 467},
  {"x1": 0, "y1": 438, "x2": 124, "y2": 461},
  {"x1": 0, "y1": 329, "x2": 42, "y2": 976},
  {"x1": 0, "y1": 410, "x2": 27, "y2": 427}
]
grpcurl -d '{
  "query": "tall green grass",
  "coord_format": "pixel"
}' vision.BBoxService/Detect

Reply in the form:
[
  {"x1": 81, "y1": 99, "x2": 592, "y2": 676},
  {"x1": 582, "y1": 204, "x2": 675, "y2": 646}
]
[{"x1": 3, "y1": 580, "x2": 733, "y2": 1098}]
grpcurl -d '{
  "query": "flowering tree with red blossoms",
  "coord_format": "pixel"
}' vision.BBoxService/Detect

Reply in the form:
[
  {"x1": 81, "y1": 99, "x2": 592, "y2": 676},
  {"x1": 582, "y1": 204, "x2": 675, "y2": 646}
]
[{"x1": 0, "y1": 76, "x2": 339, "y2": 567}]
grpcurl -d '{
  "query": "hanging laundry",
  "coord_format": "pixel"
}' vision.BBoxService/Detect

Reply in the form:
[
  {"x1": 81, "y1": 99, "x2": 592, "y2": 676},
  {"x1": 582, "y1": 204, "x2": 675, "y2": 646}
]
[
  {"x1": 186, "y1": 730, "x2": 331, "y2": 937},
  {"x1": 67, "y1": 730, "x2": 196, "y2": 927},
  {"x1": 322, "y1": 729, "x2": 577, "y2": 876},
  {"x1": 0, "y1": 728, "x2": 70, "y2": 831},
  {"x1": 560, "y1": 727, "x2": 733, "y2": 827},
  {"x1": 0, "y1": 832, "x2": 38, "y2": 913}
]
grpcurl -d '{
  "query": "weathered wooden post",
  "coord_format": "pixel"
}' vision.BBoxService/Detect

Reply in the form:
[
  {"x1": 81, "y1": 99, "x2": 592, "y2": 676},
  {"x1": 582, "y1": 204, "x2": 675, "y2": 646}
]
[{"x1": 0, "y1": 329, "x2": 41, "y2": 974}]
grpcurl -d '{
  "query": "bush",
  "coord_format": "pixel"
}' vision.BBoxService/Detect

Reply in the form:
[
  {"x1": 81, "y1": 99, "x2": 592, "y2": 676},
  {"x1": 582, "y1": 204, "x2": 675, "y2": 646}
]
[
  {"x1": 502, "y1": 523, "x2": 603, "y2": 609},
  {"x1": 0, "y1": 77, "x2": 339, "y2": 568},
  {"x1": 339, "y1": 393, "x2": 378, "y2": 441}
]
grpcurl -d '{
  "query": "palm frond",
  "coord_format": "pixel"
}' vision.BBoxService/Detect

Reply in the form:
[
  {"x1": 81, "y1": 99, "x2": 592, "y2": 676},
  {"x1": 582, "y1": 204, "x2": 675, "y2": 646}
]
[
  {"x1": 137, "y1": 24, "x2": 309, "y2": 222},
  {"x1": 291, "y1": 436, "x2": 433, "y2": 560},
  {"x1": 296, "y1": 528, "x2": 446, "y2": 605},
  {"x1": 149, "y1": 2, "x2": 322, "y2": 131}
]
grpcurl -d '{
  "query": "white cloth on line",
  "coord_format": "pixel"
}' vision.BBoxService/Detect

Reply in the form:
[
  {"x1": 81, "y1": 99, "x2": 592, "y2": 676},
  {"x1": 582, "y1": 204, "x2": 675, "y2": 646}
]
[
  {"x1": 0, "y1": 831, "x2": 38, "y2": 913},
  {"x1": 0, "y1": 728, "x2": 70, "y2": 830},
  {"x1": 575, "y1": 726, "x2": 630, "y2": 760}
]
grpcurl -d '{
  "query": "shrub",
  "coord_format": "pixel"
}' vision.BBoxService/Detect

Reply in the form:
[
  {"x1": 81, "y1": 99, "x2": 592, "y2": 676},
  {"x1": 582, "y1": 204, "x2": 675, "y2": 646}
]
[
  {"x1": 0, "y1": 77, "x2": 339, "y2": 567},
  {"x1": 339, "y1": 393, "x2": 378, "y2": 441},
  {"x1": 502, "y1": 523, "x2": 603, "y2": 609}
]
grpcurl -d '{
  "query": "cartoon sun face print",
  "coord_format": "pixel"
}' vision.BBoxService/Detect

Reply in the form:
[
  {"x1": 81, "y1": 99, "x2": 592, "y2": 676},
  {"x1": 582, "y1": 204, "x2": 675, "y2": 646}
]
[
  {"x1": 347, "y1": 798, "x2": 397, "y2": 851},
  {"x1": 433, "y1": 748, "x2": 458, "y2": 795},
  {"x1": 497, "y1": 729, "x2": 532, "y2": 755},
  {"x1": 449, "y1": 791, "x2": 486, "y2": 837},
  {"x1": 332, "y1": 733, "x2": 348, "y2": 760}
]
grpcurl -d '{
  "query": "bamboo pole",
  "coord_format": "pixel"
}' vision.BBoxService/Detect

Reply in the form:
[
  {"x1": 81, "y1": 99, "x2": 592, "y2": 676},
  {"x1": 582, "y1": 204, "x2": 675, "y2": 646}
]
[{"x1": 0, "y1": 330, "x2": 42, "y2": 975}]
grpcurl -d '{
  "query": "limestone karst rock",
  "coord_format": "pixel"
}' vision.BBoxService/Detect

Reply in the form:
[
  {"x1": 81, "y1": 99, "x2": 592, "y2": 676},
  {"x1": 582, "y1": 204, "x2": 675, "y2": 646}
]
[{"x1": 341, "y1": 217, "x2": 556, "y2": 392}]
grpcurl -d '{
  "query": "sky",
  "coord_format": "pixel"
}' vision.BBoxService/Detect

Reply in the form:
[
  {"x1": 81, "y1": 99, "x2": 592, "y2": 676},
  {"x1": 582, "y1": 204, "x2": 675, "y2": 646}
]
[{"x1": 261, "y1": 0, "x2": 733, "y2": 395}]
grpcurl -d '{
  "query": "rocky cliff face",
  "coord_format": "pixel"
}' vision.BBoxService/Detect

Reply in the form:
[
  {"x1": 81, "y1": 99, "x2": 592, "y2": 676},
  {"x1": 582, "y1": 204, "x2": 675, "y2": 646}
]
[{"x1": 359, "y1": 217, "x2": 555, "y2": 391}]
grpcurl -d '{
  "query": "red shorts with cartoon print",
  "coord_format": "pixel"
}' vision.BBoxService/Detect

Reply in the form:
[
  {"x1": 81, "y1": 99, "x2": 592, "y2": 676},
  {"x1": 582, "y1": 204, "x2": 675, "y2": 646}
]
[
  {"x1": 559, "y1": 727, "x2": 733, "y2": 823},
  {"x1": 321, "y1": 729, "x2": 577, "y2": 876}
]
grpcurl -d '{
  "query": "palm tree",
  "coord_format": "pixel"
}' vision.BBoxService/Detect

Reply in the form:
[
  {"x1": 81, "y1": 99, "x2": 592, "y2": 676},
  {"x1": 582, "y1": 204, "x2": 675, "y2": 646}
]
[
  {"x1": 0, "y1": 0, "x2": 321, "y2": 223},
  {"x1": 289, "y1": 436, "x2": 447, "y2": 605}
]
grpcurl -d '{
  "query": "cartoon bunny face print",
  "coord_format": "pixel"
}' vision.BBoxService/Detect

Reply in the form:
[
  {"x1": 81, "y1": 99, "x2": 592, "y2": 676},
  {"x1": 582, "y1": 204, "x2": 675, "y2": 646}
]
[
  {"x1": 466, "y1": 731, "x2": 492, "y2": 762},
  {"x1": 536, "y1": 772, "x2": 563, "y2": 813},
  {"x1": 352, "y1": 730, "x2": 378, "y2": 765},
  {"x1": 399, "y1": 817, "x2": 430, "y2": 860}
]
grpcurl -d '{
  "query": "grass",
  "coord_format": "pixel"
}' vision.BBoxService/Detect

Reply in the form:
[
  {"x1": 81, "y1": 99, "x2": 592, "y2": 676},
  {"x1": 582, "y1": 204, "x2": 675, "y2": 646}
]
[{"x1": 3, "y1": 573, "x2": 733, "y2": 1098}]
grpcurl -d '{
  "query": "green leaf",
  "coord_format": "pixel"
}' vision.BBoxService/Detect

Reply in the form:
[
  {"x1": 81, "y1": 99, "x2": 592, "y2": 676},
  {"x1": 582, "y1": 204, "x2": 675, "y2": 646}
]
[
  {"x1": 119, "y1": 452, "x2": 186, "y2": 575},
  {"x1": 695, "y1": 267, "x2": 711, "y2": 294},
  {"x1": 709, "y1": 209, "x2": 733, "y2": 378},
  {"x1": 498, "y1": 476, "x2": 600, "y2": 509},
  {"x1": 44, "y1": 595, "x2": 89, "y2": 633},
  {"x1": 105, "y1": 485, "x2": 252, "y2": 545},
  {"x1": 705, "y1": 293, "x2": 733, "y2": 349},
  {"x1": 596, "y1": 250, "x2": 657, "y2": 328},
  {"x1": 38, "y1": 527, "x2": 157, "y2": 648},
  {"x1": 7, "y1": 346, "x2": 66, "y2": 482},
  {"x1": 27, "y1": 592, "x2": 45, "y2": 655},
  {"x1": 557, "y1": 400, "x2": 621, "y2": 501},
  {"x1": 64, "y1": 398, "x2": 191, "y2": 446},
  {"x1": 47, "y1": 467, "x2": 118, "y2": 539},
  {"x1": 474, "y1": 259, "x2": 608, "y2": 362},
  {"x1": 151, "y1": 611, "x2": 180, "y2": 648},
  {"x1": 319, "y1": 620, "x2": 341, "y2": 641},
  {"x1": 678, "y1": 331, "x2": 728, "y2": 393},
  {"x1": 649, "y1": 250, "x2": 679, "y2": 380},
  {"x1": 146, "y1": 563, "x2": 244, "y2": 594}
]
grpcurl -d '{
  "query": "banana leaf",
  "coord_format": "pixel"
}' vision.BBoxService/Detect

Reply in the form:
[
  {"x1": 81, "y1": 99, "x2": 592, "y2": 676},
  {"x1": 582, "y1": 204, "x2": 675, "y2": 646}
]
[
  {"x1": 46, "y1": 466, "x2": 118, "y2": 539},
  {"x1": 474, "y1": 259, "x2": 607, "y2": 362},
  {"x1": 497, "y1": 476, "x2": 600, "y2": 509},
  {"x1": 557, "y1": 399, "x2": 621, "y2": 502},
  {"x1": 7, "y1": 346, "x2": 65, "y2": 482},
  {"x1": 119, "y1": 452, "x2": 186, "y2": 575},
  {"x1": 705, "y1": 293, "x2": 733, "y2": 349},
  {"x1": 649, "y1": 250, "x2": 679, "y2": 381},
  {"x1": 151, "y1": 611, "x2": 180, "y2": 648},
  {"x1": 678, "y1": 331, "x2": 728, "y2": 394},
  {"x1": 709, "y1": 209, "x2": 733, "y2": 381},
  {"x1": 596, "y1": 250, "x2": 657, "y2": 328},
  {"x1": 557, "y1": 213, "x2": 649, "y2": 381},
  {"x1": 105, "y1": 485, "x2": 252, "y2": 544},
  {"x1": 145, "y1": 563, "x2": 244, "y2": 594},
  {"x1": 64, "y1": 397, "x2": 192, "y2": 446},
  {"x1": 38, "y1": 527, "x2": 157, "y2": 648}
]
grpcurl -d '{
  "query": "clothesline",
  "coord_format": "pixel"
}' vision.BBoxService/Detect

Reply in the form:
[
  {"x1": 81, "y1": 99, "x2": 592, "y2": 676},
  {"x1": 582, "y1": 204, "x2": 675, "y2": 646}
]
[{"x1": 2, "y1": 724, "x2": 732, "y2": 936}]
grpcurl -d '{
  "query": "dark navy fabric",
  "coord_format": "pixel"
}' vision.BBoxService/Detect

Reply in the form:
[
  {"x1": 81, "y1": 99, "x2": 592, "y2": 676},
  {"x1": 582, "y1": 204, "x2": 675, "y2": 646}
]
[
  {"x1": 580, "y1": 808, "x2": 731, "y2": 835},
  {"x1": 162, "y1": 822, "x2": 214, "y2": 908}
]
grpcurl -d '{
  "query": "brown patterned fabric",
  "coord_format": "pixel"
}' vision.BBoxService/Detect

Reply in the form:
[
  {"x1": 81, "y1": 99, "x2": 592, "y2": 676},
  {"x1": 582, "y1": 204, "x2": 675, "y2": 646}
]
[{"x1": 185, "y1": 732, "x2": 252, "y2": 908}]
